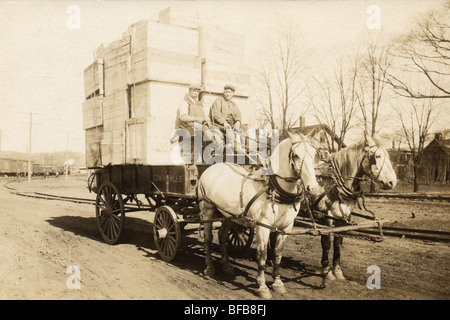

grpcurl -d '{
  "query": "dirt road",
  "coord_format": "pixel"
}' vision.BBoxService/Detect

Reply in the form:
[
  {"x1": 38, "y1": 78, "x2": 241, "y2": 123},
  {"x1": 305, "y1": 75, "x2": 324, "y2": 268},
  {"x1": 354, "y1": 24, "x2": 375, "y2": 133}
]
[{"x1": 0, "y1": 176, "x2": 449, "y2": 301}]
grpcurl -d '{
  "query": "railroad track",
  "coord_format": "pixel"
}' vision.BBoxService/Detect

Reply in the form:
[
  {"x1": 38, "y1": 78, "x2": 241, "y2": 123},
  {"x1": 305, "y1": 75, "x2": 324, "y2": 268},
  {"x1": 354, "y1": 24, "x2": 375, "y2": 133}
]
[
  {"x1": 366, "y1": 192, "x2": 450, "y2": 202},
  {"x1": 4, "y1": 180, "x2": 450, "y2": 243}
]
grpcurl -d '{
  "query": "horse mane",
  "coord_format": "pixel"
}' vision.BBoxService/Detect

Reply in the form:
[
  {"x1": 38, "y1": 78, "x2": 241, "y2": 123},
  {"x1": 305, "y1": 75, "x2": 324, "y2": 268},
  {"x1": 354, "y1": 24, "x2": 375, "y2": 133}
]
[{"x1": 332, "y1": 140, "x2": 366, "y2": 183}]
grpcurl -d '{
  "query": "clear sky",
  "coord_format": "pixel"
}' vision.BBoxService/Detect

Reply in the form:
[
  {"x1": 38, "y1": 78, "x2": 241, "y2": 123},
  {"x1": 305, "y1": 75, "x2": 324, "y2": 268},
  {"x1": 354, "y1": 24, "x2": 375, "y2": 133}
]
[{"x1": 0, "y1": 0, "x2": 444, "y2": 153}]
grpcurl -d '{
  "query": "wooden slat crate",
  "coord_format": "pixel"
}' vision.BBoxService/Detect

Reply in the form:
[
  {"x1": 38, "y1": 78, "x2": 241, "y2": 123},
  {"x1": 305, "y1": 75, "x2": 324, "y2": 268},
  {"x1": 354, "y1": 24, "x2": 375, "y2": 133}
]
[
  {"x1": 129, "y1": 47, "x2": 201, "y2": 85},
  {"x1": 85, "y1": 126, "x2": 103, "y2": 168},
  {"x1": 83, "y1": 59, "x2": 104, "y2": 99},
  {"x1": 126, "y1": 20, "x2": 199, "y2": 56},
  {"x1": 82, "y1": 96, "x2": 103, "y2": 130}
]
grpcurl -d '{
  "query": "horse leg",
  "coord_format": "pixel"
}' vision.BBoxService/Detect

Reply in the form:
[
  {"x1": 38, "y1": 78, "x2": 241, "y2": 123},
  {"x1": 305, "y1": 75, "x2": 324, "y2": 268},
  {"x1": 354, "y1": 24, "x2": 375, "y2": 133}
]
[
  {"x1": 201, "y1": 202, "x2": 216, "y2": 277},
  {"x1": 321, "y1": 234, "x2": 336, "y2": 282},
  {"x1": 218, "y1": 220, "x2": 235, "y2": 276},
  {"x1": 255, "y1": 226, "x2": 272, "y2": 299},
  {"x1": 332, "y1": 234, "x2": 345, "y2": 280},
  {"x1": 271, "y1": 232, "x2": 288, "y2": 295},
  {"x1": 266, "y1": 232, "x2": 277, "y2": 266}
]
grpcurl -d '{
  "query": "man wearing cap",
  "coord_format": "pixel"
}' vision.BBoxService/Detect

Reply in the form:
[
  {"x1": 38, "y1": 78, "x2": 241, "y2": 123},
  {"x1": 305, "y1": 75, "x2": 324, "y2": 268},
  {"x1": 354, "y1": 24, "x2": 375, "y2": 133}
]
[
  {"x1": 173, "y1": 84, "x2": 222, "y2": 163},
  {"x1": 210, "y1": 84, "x2": 246, "y2": 154},
  {"x1": 175, "y1": 84, "x2": 211, "y2": 136}
]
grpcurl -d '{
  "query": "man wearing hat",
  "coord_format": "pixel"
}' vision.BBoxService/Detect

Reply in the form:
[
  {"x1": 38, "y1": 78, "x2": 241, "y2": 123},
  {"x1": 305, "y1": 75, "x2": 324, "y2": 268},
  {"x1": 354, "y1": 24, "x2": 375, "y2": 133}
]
[
  {"x1": 210, "y1": 84, "x2": 246, "y2": 154},
  {"x1": 175, "y1": 84, "x2": 212, "y2": 137},
  {"x1": 173, "y1": 84, "x2": 221, "y2": 163}
]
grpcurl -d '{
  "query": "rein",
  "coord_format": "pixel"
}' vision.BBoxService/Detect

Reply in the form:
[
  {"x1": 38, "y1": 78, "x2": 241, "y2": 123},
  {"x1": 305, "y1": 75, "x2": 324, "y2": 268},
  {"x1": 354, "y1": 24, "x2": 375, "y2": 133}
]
[
  {"x1": 308, "y1": 150, "x2": 378, "y2": 221},
  {"x1": 198, "y1": 139, "x2": 312, "y2": 219}
]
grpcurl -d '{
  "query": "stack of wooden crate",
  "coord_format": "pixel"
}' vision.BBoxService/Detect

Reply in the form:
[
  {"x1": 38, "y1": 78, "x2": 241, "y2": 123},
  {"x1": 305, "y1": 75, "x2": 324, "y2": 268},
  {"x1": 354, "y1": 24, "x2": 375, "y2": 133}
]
[
  {"x1": 82, "y1": 9, "x2": 251, "y2": 167},
  {"x1": 199, "y1": 25, "x2": 250, "y2": 97},
  {"x1": 198, "y1": 25, "x2": 251, "y2": 127}
]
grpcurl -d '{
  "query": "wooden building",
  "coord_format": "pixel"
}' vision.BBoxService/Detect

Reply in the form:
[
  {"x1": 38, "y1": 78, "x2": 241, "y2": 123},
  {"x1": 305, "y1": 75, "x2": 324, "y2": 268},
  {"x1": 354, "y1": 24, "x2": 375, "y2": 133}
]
[
  {"x1": 419, "y1": 133, "x2": 450, "y2": 183},
  {"x1": 291, "y1": 121, "x2": 346, "y2": 158}
]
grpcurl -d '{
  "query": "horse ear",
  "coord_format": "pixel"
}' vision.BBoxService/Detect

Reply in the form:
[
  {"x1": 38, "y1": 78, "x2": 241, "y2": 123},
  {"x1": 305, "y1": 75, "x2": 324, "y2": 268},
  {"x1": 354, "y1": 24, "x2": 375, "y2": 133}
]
[
  {"x1": 363, "y1": 130, "x2": 371, "y2": 151},
  {"x1": 305, "y1": 129, "x2": 315, "y2": 141},
  {"x1": 287, "y1": 130, "x2": 302, "y2": 141}
]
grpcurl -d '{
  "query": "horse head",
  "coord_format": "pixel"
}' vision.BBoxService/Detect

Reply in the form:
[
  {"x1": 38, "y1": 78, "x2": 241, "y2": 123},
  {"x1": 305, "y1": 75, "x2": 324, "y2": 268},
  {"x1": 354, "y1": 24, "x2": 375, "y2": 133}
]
[
  {"x1": 268, "y1": 131, "x2": 319, "y2": 193},
  {"x1": 362, "y1": 133, "x2": 397, "y2": 190}
]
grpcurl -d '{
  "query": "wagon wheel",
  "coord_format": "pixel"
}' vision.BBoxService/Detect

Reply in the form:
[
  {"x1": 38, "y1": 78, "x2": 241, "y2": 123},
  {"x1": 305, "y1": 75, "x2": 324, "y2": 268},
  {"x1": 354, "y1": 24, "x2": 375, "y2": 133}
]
[
  {"x1": 95, "y1": 182, "x2": 125, "y2": 245},
  {"x1": 153, "y1": 206, "x2": 182, "y2": 262},
  {"x1": 226, "y1": 222, "x2": 254, "y2": 256}
]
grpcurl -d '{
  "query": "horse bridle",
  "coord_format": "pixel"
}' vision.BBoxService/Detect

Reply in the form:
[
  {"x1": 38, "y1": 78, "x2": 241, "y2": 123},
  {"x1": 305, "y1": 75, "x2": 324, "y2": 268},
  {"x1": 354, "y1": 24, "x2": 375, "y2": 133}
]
[
  {"x1": 364, "y1": 144, "x2": 388, "y2": 181},
  {"x1": 263, "y1": 139, "x2": 316, "y2": 207},
  {"x1": 288, "y1": 140, "x2": 316, "y2": 181}
]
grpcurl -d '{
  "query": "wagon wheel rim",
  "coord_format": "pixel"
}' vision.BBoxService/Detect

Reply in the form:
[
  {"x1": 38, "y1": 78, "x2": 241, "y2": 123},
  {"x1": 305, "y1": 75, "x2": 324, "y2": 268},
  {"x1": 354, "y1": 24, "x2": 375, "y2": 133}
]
[
  {"x1": 153, "y1": 206, "x2": 182, "y2": 262},
  {"x1": 227, "y1": 223, "x2": 254, "y2": 255},
  {"x1": 95, "y1": 182, "x2": 125, "y2": 245}
]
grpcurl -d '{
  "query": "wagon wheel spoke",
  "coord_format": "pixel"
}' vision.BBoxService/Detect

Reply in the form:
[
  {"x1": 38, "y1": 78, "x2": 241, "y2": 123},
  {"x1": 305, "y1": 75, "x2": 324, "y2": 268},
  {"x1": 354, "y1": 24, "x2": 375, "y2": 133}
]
[
  {"x1": 95, "y1": 182, "x2": 125, "y2": 245},
  {"x1": 153, "y1": 206, "x2": 182, "y2": 262},
  {"x1": 227, "y1": 223, "x2": 254, "y2": 256}
]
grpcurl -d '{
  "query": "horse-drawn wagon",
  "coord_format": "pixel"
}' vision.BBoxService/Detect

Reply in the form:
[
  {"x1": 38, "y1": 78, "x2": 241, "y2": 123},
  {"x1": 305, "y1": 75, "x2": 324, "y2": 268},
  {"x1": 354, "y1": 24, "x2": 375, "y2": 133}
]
[
  {"x1": 86, "y1": 130, "x2": 397, "y2": 298},
  {"x1": 88, "y1": 162, "x2": 255, "y2": 262},
  {"x1": 81, "y1": 15, "x2": 398, "y2": 298}
]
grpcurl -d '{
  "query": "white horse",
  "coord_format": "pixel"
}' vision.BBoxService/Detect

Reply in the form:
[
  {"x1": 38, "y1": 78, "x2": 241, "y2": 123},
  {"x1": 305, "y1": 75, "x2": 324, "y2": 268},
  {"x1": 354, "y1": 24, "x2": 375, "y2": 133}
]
[
  {"x1": 307, "y1": 133, "x2": 397, "y2": 283},
  {"x1": 197, "y1": 132, "x2": 319, "y2": 299}
]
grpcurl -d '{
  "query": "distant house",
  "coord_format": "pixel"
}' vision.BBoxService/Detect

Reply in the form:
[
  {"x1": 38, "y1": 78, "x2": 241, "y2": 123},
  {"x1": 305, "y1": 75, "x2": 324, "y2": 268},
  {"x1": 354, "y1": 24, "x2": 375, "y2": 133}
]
[
  {"x1": 419, "y1": 133, "x2": 450, "y2": 183},
  {"x1": 291, "y1": 119, "x2": 346, "y2": 158},
  {"x1": 387, "y1": 148, "x2": 414, "y2": 181}
]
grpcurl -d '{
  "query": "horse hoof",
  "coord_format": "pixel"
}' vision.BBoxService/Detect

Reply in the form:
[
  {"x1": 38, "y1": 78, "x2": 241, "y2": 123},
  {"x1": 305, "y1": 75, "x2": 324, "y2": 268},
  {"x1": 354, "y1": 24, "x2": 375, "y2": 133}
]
[
  {"x1": 324, "y1": 270, "x2": 336, "y2": 282},
  {"x1": 272, "y1": 279, "x2": 287, "y2": 295},
  {"x1": 258, "y1": 286, "x2": 272, "y2": 299},
  {"x1": 204, "y1": 267, "x2": 215, "y2": 277},
  {"x1": 333, "y1": 267, "x2": 345, "y2": 280}
]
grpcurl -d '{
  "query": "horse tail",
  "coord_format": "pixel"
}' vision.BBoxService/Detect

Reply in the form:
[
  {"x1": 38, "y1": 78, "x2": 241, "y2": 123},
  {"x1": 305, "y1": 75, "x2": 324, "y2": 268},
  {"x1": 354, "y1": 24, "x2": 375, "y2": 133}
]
[{"x1": 196, "y1": 176, "x2": 210, "y2": 205}]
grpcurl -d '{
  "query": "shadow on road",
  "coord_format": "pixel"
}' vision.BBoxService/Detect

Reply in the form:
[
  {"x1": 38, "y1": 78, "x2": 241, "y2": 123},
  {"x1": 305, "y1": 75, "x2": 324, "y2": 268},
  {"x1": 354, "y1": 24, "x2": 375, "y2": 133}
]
[
  {"x1": 47, "y1": 215, "x2": 323, "y2": 295},
  {"x1": 46, "y1": 215, "x2": 156, "y2": 250}
]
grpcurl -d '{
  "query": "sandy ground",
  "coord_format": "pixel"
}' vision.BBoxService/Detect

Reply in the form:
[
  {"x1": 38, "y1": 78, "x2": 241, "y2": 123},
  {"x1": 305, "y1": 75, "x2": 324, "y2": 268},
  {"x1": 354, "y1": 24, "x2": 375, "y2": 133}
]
[{"x1": 0, "y1": 175, "x2": 449, "y2": 301}]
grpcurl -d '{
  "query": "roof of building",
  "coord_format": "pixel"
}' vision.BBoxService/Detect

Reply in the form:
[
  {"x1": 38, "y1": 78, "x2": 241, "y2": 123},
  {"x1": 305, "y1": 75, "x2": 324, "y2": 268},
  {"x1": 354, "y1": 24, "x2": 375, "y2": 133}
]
[
  {"x1": 425, "y1": 138, "x2": 450, "y2": 156},
  {"x1": 291, "y1": 124, "x2": 347, "y2": 148}
]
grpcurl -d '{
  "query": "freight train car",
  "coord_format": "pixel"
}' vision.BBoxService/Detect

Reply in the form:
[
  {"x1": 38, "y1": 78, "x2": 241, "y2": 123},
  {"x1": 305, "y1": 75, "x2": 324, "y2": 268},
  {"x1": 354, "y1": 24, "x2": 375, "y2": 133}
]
[{"x1": 0, "y1": 158, "x2": 29, "y2": 177}]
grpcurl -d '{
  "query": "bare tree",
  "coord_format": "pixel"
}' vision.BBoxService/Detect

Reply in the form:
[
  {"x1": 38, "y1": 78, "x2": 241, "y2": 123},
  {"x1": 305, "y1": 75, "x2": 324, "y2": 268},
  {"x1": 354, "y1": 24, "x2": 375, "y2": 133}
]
[
  {"x1": 385, "y1": 2, "x2": 450, "y2": 99},
  {"x1": 356, "y1": 42, "x2": 393, "y2": 135},
  {"x1": 355, "y1": 40, "x2": 393, "y2": 192},
  {"x1": 394, "y1": 96, "x2": 441, "y2": 192},
  {"x1": 256, "y1": 63, "x2": 276, "y2": 130},
  {"x1": 308, "y1": 55, "x2": 359, "y2": 152},
  {"x1": 256, "y1": 22, "x2": 308, "y2": 139}
]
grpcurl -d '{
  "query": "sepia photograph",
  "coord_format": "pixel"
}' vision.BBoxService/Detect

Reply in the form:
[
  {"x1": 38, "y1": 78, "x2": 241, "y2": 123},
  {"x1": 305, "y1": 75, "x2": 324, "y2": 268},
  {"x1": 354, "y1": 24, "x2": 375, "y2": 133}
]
[{"x1": 0, "y1": 0, "x2": 449, "y2": 305}]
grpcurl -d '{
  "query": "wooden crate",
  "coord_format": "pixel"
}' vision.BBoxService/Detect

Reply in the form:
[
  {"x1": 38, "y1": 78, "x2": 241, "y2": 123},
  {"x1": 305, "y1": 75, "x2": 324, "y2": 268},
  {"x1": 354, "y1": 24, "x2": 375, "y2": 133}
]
[
  {"x1": 202, "y1": 59, "x2": 250, "y2": 97},
  {"x1": 104, "y1": 61, "x2": 129, "y2": 95},
  {"x1": 198, "y1": 25, "x2": 246, "y2": 61},
  {"x1": 85, "y1": 126, "x2": 103, "y2": 168},
  {"x1": 129, "y1": 47, "x2": 201, "y2": 85},
  {"x1": 129, "y1": 81, "x2": 188, "y2": 121},
  {"x1": 102, "y1": 91, "x2": 129, "y2": 132},
  {"x1": 101, "y1": 129, "x2": 125, "y2": 165},
  {"x1": 82, "y1": 96, "x2": 103, "y2": 130},
  {"x1": 83, "y1": 59, "x2": 104, "y2": 98},
  {"x1": 158, "y1": 7, "x2": 199, "y2": 30},
  {"x1": 125, "y1": 116, "x2": 181, "y2": 165},
  {"x1": 103, "y1": 37, "x2": 131, "y2": 68},
  {"x1": 126, "y1": 118, "x2": 146, "y2": 163},
  {"x1": 127, "y1": 20, "x2": 199, "y2": 56}
]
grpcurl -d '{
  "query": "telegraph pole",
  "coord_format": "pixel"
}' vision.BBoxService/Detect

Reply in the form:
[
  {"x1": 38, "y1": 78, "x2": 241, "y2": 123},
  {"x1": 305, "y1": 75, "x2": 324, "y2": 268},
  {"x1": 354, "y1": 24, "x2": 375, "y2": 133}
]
[
  {"x1": 28, "y1": 112, "x2": 32, "y2": 183},
  {"x1": 65, "y1": 131, "x2": 69, "y2": 181}
]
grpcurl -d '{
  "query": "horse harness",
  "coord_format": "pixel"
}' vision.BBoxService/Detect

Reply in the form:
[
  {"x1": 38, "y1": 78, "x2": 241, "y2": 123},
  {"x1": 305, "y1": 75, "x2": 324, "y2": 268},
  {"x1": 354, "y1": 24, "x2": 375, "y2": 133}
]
[
  {"x1": 308, "y1": 150, "x2": 379, "y2": 224},
  {"x1": 198, "y1": 140, "x2": 311, "y2": 220}
]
